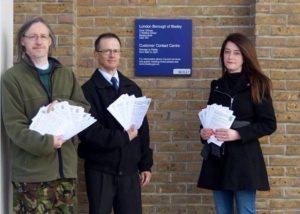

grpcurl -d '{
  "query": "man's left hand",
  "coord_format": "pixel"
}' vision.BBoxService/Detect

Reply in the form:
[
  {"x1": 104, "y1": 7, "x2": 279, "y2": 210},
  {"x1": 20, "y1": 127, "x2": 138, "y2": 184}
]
[{"x1": 139, "y1": 171, "x2": 151, "y2": 187}]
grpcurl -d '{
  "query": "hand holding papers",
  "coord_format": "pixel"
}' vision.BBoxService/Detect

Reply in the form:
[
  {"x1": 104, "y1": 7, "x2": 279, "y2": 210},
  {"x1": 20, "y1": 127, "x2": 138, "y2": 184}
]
[
  {"x1": 198, "y1": 104, "x2": 235, "y2": 146},
  {"x1": 29, "y1": 101, "x2": 96, "y2": 140},
  {"x1": 107, "y1": 94, "x2": 151, "y2": 130}
]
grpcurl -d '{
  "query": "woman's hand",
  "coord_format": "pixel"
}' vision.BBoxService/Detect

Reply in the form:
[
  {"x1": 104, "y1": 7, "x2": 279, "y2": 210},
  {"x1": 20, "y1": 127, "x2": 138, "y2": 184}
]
[
  {"x1": 200, "y1": 128, "x2": 214, "y2": 140},
  {"x1": 215, "y1": 128, "x2": 241, "y2": 142}
]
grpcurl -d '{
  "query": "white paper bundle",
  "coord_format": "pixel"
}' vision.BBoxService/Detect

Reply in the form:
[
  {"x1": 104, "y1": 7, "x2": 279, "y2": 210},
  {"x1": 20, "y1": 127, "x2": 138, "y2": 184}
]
[
  {"x1": 198, "y1": 104, "x2": 235, "y2": 146},
  {"x1": 107, "y1": 94, "x2": 151, "y2": 130},
  {"x1": 29, "y1": 101, "x2": 96, "y2": 140}
]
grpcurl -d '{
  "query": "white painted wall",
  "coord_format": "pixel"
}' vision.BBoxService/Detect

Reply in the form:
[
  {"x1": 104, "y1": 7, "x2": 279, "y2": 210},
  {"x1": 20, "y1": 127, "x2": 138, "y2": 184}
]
[{"x1": 0, "y1": 0, "x2": 13, "y2": 213}]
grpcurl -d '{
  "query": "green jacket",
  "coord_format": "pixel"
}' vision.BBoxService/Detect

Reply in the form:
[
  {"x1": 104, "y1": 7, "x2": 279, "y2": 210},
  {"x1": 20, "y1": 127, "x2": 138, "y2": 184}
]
[{"x1": 2, "y1": 55, "x2": 90, "y2": 182}]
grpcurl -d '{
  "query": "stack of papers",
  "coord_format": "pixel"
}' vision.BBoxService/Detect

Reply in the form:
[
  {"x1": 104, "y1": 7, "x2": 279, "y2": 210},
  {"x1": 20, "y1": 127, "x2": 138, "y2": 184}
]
[
  {"x1": 198, "y1": 104, "x2": 235, "y2": 146},
  {"x1": 29, "y1": 101, "x2": 96, "y2": 140},
  {"x1": 107, "y1": 94, "x2": 151, "y2": 130}
]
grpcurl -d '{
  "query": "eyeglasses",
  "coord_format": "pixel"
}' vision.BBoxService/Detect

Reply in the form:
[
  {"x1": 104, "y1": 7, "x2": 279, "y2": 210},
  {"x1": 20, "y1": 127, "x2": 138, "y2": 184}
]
[
  {"x1": 96, "y1": 49, "x2": 121, "y2": 55},
  {"x1": 23, "y1": 34, "x2": 50, "y2": 41}
]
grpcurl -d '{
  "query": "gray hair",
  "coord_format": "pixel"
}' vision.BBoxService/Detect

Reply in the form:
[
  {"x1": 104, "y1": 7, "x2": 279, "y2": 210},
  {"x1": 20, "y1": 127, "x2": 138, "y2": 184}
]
[{"x1": 16, "y1": 16, "x2": 56, "y2": 62}]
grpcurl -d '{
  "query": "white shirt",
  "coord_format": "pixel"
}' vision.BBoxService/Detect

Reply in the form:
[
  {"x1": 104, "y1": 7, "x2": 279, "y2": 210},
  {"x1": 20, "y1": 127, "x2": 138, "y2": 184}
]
[{"x1": 98, "y1": 69, "x2": 119, "y2": 87}]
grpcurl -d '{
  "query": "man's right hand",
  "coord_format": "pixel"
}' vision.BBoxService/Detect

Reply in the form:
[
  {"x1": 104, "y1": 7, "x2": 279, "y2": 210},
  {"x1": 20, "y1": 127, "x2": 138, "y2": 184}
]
[
  {"x1": 127, "y1": 124, "x2": 138, "y2": 141},
  {"x1": 47, "y1": 100, "x2": 58, "y2": 113},
  {"x1": 53, "y1": 135, "x2": 65, "y2": 149}
]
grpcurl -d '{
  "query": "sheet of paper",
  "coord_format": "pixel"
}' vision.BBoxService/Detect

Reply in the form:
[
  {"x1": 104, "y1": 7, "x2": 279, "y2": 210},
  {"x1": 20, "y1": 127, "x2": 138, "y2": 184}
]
[
  {"x1": 131, "y1": 97, "x2": 151, "y2": 129},
  {"x1": 107, "y1": 94, "x2": 151, "y2": 130},
  {"x1": 198, "y1": 104, "x2": 235, "y2": 147},
  {"x1": 29, "y1": 102, "x2": 96, "y2": 140}
]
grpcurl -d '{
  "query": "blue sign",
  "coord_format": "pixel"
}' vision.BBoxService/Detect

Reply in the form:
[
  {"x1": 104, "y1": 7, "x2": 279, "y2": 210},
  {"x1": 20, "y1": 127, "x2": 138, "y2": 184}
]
[{"x1": 135, "y1": 19, "x2": 192, "y2": 76}]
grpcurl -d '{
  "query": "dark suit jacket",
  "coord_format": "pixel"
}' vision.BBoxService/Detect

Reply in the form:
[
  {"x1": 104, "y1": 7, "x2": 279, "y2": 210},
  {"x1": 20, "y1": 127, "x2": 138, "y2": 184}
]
[
  {"x1": 78, "y1": 70, "x2": 153, "y2": 175},
  {"x1": 198, "y1": 72, "x2": 276, "y2": 191}
]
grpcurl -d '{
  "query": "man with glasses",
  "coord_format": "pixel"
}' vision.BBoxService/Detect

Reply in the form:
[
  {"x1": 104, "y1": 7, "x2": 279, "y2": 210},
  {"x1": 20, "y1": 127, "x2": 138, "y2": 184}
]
[
  {"x1": 78, "y1": 33, "x2": 153, "y2": 214},
  {"x1": 2, "y1": 16, "x2": 89, "y2": 213}
]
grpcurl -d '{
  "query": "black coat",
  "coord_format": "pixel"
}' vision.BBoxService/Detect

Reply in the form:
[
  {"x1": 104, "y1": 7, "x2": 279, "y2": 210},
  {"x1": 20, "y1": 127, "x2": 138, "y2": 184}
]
[
  {"x1": 78, "y1": 70, "x2": 153, "y2": 175},
  {"x1": 197, "y1": 73, "x2": 276, "y2": 191}
]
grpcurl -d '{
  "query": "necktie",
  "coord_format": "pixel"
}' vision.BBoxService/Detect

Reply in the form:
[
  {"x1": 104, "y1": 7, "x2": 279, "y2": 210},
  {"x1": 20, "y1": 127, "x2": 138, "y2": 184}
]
[{"x1": 111, "y1": 76, "x2": 119, "y2": 93}]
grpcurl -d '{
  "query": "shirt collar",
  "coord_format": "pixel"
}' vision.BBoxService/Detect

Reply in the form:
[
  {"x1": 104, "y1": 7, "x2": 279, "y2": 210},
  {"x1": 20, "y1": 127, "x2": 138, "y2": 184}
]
[{"x1": 98, "y1": 69, "x2": 119, "y2": 86}]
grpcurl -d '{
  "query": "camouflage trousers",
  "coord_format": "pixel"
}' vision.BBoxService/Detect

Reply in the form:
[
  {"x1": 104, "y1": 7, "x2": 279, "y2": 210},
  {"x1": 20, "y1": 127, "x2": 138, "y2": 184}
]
[{"x1": 12, "y1": 178, "x2": 77, "y2": 214}]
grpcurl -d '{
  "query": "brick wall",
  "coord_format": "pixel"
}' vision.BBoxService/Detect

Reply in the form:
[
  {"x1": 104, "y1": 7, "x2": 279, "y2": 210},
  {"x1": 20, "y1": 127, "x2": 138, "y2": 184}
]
[
  {"x1": 254, "y1": 2, "x2": 300, "y2": 212},
  {"x1": 13, "y1": 0, "x2": 300, "y2": 213}
]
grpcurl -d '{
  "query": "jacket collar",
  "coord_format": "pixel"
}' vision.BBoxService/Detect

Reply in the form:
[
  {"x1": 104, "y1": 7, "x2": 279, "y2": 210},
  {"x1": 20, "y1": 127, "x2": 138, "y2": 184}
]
[
  {"x1": 91, "y1": 69, "x2": 135, "y2": 89},
  {"x1": 214, "y1": 72, "x2": 250, "y2": 94},
  {"x1": 21, "y1": 54, "x2": 62, "y2": 70}
]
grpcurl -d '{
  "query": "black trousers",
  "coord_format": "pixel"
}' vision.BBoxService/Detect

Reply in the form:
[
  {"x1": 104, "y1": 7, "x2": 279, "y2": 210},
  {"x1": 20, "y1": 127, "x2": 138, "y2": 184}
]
[{"x1": 85, "y1": 167, "x2": 142, "y2": 214}]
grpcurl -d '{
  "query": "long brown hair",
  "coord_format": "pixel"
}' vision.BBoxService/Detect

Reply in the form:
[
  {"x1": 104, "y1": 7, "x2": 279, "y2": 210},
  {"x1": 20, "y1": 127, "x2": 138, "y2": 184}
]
[{"x1": 219, "y1": 33, "x2": 272, "y2": 103}]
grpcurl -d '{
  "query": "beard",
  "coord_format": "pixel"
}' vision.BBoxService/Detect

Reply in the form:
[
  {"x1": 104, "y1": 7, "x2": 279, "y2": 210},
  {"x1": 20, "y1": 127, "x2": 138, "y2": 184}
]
[{"x1": 28, "y1": 51, "x2": 48, "y2": 61}]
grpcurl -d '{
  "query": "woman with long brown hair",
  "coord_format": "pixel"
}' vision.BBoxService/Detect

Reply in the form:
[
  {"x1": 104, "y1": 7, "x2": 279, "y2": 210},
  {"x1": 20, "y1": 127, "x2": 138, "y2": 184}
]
[{"x1": 197, "y1": 33, "x2": 276, "y2": 213}]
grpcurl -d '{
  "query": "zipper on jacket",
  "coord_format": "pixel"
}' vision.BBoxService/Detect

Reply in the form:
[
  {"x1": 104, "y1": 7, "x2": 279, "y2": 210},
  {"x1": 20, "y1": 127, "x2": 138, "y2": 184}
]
[
  {"x1": 214, "y1": 89, "x2": 235, "y2": 110},
  {"x1": 213, "y1": 89, "x2": 234, "y2": 156},
  {"x1": 230, "y1": 97, "x2": 234, "y2": 110},
  {"x1": 213, "y1": 82, "x2": 250, "y2": 155},
  {"x1": 57, "y1": 149, "x2": 64, "y2": 178},
  {"x1": 213, "y1": 79, "x2": 251, "y2": 110},
  {"x1": 49, "y1": 66, "x2": 65, "y2": 179},
  {"x1": 33, "y1": 62, "x2": 65, "y2": 179}
]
